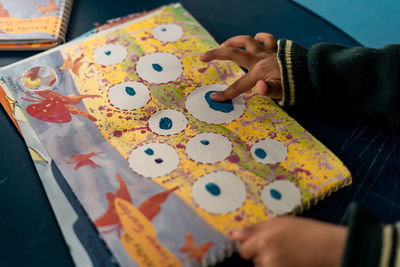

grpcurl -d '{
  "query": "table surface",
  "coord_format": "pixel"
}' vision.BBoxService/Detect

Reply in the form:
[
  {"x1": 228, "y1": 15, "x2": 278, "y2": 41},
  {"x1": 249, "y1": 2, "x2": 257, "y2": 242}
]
[{"x1": 0, "y1": 0, "x2": 399, "y2": 266}]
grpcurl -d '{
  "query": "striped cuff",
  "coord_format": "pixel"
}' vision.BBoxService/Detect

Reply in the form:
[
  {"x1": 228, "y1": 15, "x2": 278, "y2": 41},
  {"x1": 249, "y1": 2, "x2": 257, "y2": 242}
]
[
  {"x1": 340, "y1": 202, "x2": 400, "y2": 267},
  {"x1": 379, "y1": 224, "x2": 400, "y2": 267},
  {"x1": 276, "y1": 39, "x2": 309, "y2": 107}
]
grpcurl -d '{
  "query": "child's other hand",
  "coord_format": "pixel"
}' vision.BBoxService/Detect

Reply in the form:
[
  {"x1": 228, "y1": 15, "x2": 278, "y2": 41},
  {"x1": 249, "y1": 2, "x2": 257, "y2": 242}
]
[
  {"x1": 230, "y1": 217, "x2": 347, "y2": 267},
  {"x1": 200, "y1": 33, "x2": 282, "y2": 102}
]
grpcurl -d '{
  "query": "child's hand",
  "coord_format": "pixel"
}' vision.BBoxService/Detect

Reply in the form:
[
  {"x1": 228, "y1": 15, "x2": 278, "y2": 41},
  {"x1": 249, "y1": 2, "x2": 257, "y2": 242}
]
[
  {"x1": 200, "y1": 33, "x2": 282, "y2": 101},
  {"x1": 230, "y1": 217, "x2": 348, "y2": 267}
]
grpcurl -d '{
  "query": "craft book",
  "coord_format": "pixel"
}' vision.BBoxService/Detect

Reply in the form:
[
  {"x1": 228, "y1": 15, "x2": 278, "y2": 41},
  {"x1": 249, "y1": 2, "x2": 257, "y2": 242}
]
[
  {"x1": 0, "y1": 0, "x2": 73, "y2": 50},
  {"x1": 0, "y1": 3, "x2": 351, "y2": 267}
]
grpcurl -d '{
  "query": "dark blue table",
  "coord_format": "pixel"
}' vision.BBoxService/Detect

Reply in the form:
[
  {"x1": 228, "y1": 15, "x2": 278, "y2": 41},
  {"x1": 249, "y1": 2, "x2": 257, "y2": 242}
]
[{"x1": 1, "y1": 0, "x2": 399, "y2": 266}]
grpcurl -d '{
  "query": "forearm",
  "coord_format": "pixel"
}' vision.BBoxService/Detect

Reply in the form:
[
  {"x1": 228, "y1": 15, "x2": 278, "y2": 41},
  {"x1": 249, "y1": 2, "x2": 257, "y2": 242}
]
[{"x1": 277, "y1": 39, "x2": 400, "y2": 126}]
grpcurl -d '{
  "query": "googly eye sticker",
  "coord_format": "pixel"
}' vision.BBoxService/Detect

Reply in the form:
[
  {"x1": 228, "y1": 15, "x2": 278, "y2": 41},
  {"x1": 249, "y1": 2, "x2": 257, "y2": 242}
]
[
  {"x1": 93, "y1": 44, "x2": 128, "y2": 66},
  {"x1": 191, "y1": 171, "x2": 246, "y2": 214},
  {"x1": 152, "y1": 24, "x2": 183, "y2": 42},
  {"x1": 185, "y1": 84, "x2": 245, "y2": 124},
  {"x1": 136, "y1": 52, "x2": 183, "y2": 84},
  {"x1": 260, "y1": 180, "x2": 301, "y2": 215},
  {"x1": 148, "y1": 109, "x2": 188, "y2": 135},
  {"x1": 186, "y1": 132, "x2": 232, "y2": 163},
  {"x1": 250, "y1": 138, "x2": 287, "y2": 164},
  {"x1": 128, "y1": 143, "x2": 179, "y2": 178},
  {"x1": 108, "y1": 81, "x2": 150, "y2": 110}
]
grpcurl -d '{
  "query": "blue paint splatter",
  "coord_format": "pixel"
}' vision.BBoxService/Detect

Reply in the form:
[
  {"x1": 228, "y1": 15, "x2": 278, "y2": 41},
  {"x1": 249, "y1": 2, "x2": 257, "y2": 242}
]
[
  {"x1": 144, "y1": 148, "x2": 154, "y2": 155},
  {"x1": 205, "y1": 183, "x2": 221, "y2": 196},
  {"x1": 255, "y1": 148, "x2": 267, "y2": 159},
  {"x1": 270, "y1": 189, "x2": 282, "y2": 200},
  {"x1": 105, "y1": 50, "x2": 111, "y2": 56},
  {"x1": 205, "y1": 91, "x2": 234, "y2": 113},
  {"x1": 154, "y1": 158, "x2": 163, "y2": 164},
  {"x1": 159, "y1": 117, "x2": 173, "y2": 130},
  {"x1": 125, "y1": 86, "x2": 136, "y2": 96},
  {"x1": 152, "y1": 63, "x2": 163, "y2": 72},
  {"x1": 161, "y1": 28, "x2": 167, "y2": 32},
  {"x1": 200, "y1": 140, "x2": 210, "y2": 145}
]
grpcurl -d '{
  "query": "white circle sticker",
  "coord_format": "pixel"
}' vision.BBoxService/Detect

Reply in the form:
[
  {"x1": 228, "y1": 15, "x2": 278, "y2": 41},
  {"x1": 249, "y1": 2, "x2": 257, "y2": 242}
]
[
  {"x1": 185, "y1": 84, "x2": 245, "y2": 124},
  {"x1": 108, "y1": 81, "x2": 150, "y2": 110},
  {"x1": 186, "y1": 133, "x2": 232, "y2": 163},
  {"x1": 260, "y1": 180, "x2": 301, "y2": 215},
  {"x1": 128, "y1": 143, "x2": 179, "y2": 178},
  {"x1": 136, "y1": 52, "x2": 183, "y2": 84},
  {"x1": 148, "y1": 109, "x2": 188, "y2": 135},
  {"x1": 93, "y1": 44, "x2": 128, "y2": 66},
  {"x1": 250, "y1": 138, "x2": 287, "y2": 164},
  {"x1": 152, "y1": 24, "x2": 183, "y2": 42},
  {"x1": 192, "y1": 171, "x2": 246, "y2": 214}
]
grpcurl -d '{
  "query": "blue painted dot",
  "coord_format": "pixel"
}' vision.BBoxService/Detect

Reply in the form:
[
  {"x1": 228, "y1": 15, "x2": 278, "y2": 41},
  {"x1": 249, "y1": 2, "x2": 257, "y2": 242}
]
[
  {"x1": 159, "y1": 117, "x2": 173, "y2": 130},
  {"x1": 125, "y1": 86, "x2": 136, "y2": 96},
  {"x1": 105, "y1": 50, "x2": 111, "y2": 56},
  {"x1": 200, "y1": 140, "x2": 210, "y2": 145},
  {"x1": 255, "y1": 148, "x2": 267, "y2": 159},
  {"x1": 152, "y1": 63, "x2": 163, "y2": 72},
  {"x1": 160, "y1": 28, "x2": 167, "y2": 32},
  {"x1": 205, "y1": 91, "x2": 234, "y2": 113},
  {"x1": 154, "y1": 158, "x2": 163, "y2": 164},
  {"x1": 144, "y1": 148, "x2": 154, "y2": 155},
  {"x1": 205, "y1": 183, "x2": 221, "y2": 196},
  {"x1": 270, "y1": 189, "x2": 282, "y2": 200}
]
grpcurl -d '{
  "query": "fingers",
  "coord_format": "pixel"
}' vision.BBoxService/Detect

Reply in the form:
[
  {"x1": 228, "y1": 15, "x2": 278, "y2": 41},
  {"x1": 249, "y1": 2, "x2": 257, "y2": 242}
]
[
  {"x1": 220, "y1": 35, "x2": 264, "y2": 53},
  {"x1": 255, "y1": 79, "x2": 282, "y2": 99},
  {"x1": 200, "y1": 47, "x2": 255, "y2": 69},
  {"x1": 210, "y1": 72, "x2": 257, "y2": 101},
  {"x1": 254, "y1": 33, "x2": 277, "y2": 51}
]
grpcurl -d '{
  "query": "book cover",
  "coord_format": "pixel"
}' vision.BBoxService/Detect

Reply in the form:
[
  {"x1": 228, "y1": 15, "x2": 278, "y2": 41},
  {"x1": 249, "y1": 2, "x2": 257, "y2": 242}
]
[
  {"x1": 0, "y1": 0, "x2": 73, "y2": 50},
  {"x1": 0, "y1": 4, "x2": 351, "y2": 266}
]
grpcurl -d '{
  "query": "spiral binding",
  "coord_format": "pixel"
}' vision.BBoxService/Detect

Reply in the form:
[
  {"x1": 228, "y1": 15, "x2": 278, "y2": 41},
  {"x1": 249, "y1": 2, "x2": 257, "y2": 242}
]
[
  {"x1": 53, "y1": 0, "x2": 74, "y2": 44},
  {"x1": 202, "y1": 240, "x2": 238, "y2": 267}
]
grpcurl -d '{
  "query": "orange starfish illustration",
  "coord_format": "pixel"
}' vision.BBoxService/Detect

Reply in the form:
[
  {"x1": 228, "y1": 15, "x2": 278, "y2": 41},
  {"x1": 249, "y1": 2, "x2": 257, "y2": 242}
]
[
  {"x1": 35, "y1": 0, "x2": 59, "y2": 15},
  {"x1": 60, "y1": 54, "x2": 85, "y2": 76},
  {"x1": 179, "y1": 232, "x2": 213, "y2": 264},
  {"x1": 67, "y1": 151, "x2": 102, "y2": 170},
  {"x1": 0, "y1": 1, "x2": 9, "y2": 17}
]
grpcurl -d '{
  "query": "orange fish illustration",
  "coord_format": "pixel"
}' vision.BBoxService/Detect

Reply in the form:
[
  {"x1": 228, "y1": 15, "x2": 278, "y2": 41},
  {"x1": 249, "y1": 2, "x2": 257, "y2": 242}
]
[
  {"x1": 138, "y1": 186, "x2": 179, "y2": 221},
  {"x1": 60, "y1": 54, "x2": 85, "y2": 76},
  {"x1": 21, "y1": 90, "x2": 100, "y2": 123},
  {"x1": 0, "y1": 1, "x2": 9, "y2": 17},
  {"x1": 67, "y1": 151, "x2": 102, "y2": 170},
  {"x1": 95, "y1": 174, "x2": 178, "y2": 235},
  {"x1": 179, "y1": 232, "x2": 213, "y2": 264},
  {"x1": 94, "y1": 174, "x2": 132, "y2": 235},
  {"x1": 35, "y1": 0, "x2": 59, "y2": 14}
]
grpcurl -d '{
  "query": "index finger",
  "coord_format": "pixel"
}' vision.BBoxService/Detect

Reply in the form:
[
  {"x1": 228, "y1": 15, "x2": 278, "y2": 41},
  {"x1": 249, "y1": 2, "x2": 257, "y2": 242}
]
[
  {"x1": 221, "y1": 35, "x2": 264, "y2": 53},
  {"x1": 211, "y1": 72, "x2": 257, "y2": 101},
  {"x1": 200, "y1": 47, "x2": 255, "y2": 69}
]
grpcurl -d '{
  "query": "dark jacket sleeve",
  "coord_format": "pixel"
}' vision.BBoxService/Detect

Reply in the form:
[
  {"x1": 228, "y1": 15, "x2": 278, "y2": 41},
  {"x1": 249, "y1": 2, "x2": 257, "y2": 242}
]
[
  {"x1": 340, "y1": 202, "x2": 400, "y2": 267},
  {"x1": 276, "y1": 39, "x2": 400, "y2": 127}
]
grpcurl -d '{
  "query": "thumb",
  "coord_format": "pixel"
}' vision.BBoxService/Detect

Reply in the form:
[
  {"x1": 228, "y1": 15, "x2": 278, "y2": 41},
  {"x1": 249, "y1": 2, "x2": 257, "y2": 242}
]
[{"x1": 255, "y1": 79, "x2": 282, "y2": 99}]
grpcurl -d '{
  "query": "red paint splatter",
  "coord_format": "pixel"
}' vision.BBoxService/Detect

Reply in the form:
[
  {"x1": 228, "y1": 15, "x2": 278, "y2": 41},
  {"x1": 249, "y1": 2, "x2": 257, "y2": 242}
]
[
  {"x1": 234, "y1": 215, "x2": 243, "y2": 221},
  {"x1": 286, "y1": 133, "x2": 293, "y2": 139},
  {"x1": 226, "y1": 154, "x2": 240, "y2": 163},
  {"x1": 294, "y1": 168, "x2": 311, "y2": 176},
  {"x1": 176, "y1": 143, "x2": 185, "y2": 149},
  {"x1": 106, "y1": 113, "x2": 113, "y2": 117},
  {"x1": 113, "y1": 130, "x2": 122, "y2": 137}
]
